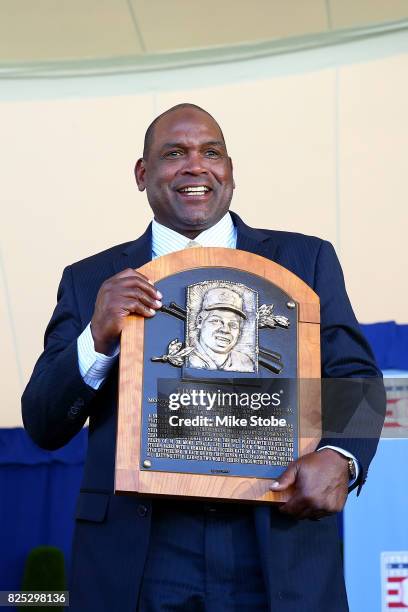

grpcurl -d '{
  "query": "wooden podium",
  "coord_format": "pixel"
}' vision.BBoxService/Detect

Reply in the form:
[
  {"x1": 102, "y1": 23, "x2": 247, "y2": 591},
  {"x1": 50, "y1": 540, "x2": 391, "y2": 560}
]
[{"x1": 115, "y1": 248, "x2": 321, "y2": 503}]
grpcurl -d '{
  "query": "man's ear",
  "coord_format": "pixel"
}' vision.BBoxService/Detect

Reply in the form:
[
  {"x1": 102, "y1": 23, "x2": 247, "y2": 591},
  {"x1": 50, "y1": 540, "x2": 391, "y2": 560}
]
[
  {"x1": 135, "y1": 158, "x2": 146, "y2": 192},
  {"x1": 229, "y1": 157, "x2": 235, "y2": 189}
]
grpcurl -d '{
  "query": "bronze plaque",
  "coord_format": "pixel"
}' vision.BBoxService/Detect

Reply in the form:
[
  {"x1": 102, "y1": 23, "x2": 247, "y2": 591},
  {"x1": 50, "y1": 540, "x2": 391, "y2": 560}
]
[{"x1": 115, "y1": 248, "x2": 321, "y2": 503}]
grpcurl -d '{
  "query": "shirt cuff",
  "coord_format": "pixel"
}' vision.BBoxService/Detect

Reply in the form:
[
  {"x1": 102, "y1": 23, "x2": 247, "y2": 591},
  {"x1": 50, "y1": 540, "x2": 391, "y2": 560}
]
[
  {"x1": 317, "y1": 445, "x2": 360, "y2": 487},
  {"x1": 77, "y1": 322, "x2": 119, "y2": 390}
]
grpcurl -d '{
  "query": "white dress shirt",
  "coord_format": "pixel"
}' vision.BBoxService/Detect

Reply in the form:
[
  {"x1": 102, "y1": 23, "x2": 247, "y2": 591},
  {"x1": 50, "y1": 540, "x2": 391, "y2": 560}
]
[
  {"x1": 77, "y1": 213, "x2": 237, "y2": 388},
  {"x1": 76, "y1": 211, "x2": 358, "y2": 483}
]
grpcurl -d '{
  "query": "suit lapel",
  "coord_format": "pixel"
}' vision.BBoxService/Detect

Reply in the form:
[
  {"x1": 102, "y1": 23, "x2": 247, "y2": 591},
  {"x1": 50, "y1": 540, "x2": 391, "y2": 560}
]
[
  {"x1": 231, "y1": 211, "x2": 278, "y2": 261},
  {"x1": 111, "y1": 213, "x2": 277, "y2": 272},
  {"x1": 112, "y1": 224, "x2": 153, "y2": 274}
]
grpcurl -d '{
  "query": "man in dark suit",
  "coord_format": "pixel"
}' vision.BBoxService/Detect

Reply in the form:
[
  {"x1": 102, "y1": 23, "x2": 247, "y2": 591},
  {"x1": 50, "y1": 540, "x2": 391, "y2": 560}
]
[{"x1": 22, "y1": 103, "x2": 384, "y2": 611}]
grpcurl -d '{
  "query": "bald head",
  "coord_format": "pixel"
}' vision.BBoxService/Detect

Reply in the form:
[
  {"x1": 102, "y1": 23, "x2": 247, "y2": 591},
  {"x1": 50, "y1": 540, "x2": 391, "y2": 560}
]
[
  {"x1": 142, "y1": 103, "x2": 226, "y2": 159},
  {"x1": 135, "y1": 102, "x2": 234, "y2": 238}
]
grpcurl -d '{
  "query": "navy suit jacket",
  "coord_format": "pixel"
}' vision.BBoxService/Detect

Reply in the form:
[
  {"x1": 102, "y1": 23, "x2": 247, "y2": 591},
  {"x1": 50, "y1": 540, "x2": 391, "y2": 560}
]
[{"x1": 22, "y1": 213, "x2": 384, "y2": 612}]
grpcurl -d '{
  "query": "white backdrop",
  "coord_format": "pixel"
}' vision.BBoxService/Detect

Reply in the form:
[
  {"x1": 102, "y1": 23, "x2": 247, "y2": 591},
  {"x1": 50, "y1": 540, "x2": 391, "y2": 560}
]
[{"x1": 1, "y1": 28, "x2": 407, "y2": 425}]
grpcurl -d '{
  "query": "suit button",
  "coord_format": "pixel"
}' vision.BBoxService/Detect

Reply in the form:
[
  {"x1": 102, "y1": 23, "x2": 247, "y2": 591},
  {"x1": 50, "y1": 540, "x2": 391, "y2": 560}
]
[
  {"x1": 68, "y1": 406, "x2": 80, "y2": 419},
  {"x1": 137, "y1": 504, "x2": 148, "y2": 517}
]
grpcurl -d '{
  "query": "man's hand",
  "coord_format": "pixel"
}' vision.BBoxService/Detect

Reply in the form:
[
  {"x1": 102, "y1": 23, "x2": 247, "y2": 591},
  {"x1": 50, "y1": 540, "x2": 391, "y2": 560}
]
[
  {"x1": 91, "y1": 268, "x2": 162, "y2": 355},
  {"x1": 270, "y1": 448, "x2": 350, "y2": 520}
]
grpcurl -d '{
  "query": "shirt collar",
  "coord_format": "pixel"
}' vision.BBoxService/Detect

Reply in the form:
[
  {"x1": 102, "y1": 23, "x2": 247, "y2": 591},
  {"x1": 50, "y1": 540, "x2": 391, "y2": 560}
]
[{"x1": 151, "y1": 212, "x2": 237, "y2": 259}]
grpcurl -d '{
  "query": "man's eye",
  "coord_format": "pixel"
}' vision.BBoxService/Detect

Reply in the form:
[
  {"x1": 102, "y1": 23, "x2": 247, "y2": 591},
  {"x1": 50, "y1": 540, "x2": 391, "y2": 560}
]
[
  {"x1": 164, "y1": 150, "x2": 183, "y2": 158},
  {"x1": 205, "y1": 150, "x2": 219, "y2": 158}
]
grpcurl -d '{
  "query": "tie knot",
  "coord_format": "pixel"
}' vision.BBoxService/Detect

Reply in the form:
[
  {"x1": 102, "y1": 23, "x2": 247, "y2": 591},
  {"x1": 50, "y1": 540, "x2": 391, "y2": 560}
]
[{"x1": 185, "y1": 240, "x2": 201, "y2": 249}]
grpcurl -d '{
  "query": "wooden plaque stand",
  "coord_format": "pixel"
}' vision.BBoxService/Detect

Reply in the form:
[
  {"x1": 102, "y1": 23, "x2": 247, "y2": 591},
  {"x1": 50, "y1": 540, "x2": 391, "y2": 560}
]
[{"x1": 115, "y1": 248, "x2": 320, "y2": 503}]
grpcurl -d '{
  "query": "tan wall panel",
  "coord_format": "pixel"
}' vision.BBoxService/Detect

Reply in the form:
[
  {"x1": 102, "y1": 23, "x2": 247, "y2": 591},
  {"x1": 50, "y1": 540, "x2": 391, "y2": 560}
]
[
  {"x1": 2, "y1": 46, "x2": 407, "y2": 426},
  {"x1": 0, "y1": 0, "x2": 142, "y2": 61},
  {"x1": 157, "y1": 69, "x2": 337, "y2": 244},
  {"x1": 0, "y1": 93, "x2": 154, "y2": 420},
  {"x1": 329, "y1": 0, "x2": 408, "y2": 29},
  {"x1": 338, "y1": 54, "x2": 408, "y2": 322},
  {"x1": 0, "y1": 260, "x2": 22, "y2": 427},
  {"x1": 132, "y1": 0, "x2": 328, "y2": 52}
]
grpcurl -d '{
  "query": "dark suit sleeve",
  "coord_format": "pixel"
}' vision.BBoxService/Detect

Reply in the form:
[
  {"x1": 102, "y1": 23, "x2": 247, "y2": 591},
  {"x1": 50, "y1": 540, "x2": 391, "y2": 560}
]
[
  {"x1": 314, "y1": 240, "x2": 386, "y2": 490},
  {"x1": 22, "y1": 266, "x2": 97, "y2": 450}
]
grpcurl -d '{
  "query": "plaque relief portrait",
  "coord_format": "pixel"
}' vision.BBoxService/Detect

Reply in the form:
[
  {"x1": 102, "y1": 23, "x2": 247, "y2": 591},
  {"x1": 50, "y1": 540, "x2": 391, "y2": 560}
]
[{"x1": 186, "y1": 281, "x2": 258, "y2": 373}]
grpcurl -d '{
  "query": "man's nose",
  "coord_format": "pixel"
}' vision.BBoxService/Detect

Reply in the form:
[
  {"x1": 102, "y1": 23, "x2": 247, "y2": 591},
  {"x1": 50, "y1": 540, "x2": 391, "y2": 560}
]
[
  {"x1": 220, "y1": 321, "x2": 230, "y2": 333},
  {"x1": 180, "y1": 152, "x2": 208, "y2": 175}
]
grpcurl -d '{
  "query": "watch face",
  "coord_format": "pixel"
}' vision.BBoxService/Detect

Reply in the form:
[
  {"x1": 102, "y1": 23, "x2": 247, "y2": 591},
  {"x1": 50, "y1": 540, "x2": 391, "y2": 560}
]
[{"x1": 348, "y1": 459, "x2": 356, "y2": 479}]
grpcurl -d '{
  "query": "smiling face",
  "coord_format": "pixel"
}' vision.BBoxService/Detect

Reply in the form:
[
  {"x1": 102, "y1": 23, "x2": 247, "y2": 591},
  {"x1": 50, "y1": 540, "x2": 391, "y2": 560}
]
[
  {"x1": 135, "y1": 107, "x2": 235, "y2": 238},
  {"x1": 197, "y1": 309, "x2": 241, "y2": 354}
]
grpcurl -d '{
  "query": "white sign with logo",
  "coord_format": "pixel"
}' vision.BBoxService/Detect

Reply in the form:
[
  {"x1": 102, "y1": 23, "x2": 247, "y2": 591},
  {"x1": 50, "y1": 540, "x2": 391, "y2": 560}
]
[{"x1": 381, "y1": 552, "x2": 408, "y2": 610}]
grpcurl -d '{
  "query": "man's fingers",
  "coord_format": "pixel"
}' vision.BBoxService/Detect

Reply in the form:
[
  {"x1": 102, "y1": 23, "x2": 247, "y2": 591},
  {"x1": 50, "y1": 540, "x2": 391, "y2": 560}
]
[
  {"x1": 137, "y1": 291, "x2": 162, "y2": 310},
  {"x1": 270, "y1": 462, "x2": 298, "y2": 491},
  {"x1": 278, "y1": 495, "x2": 308, "y2": 518},
  {"x1": 114, "y1": 268, "x2": 149, "y2": 281},
  {"x1": 308, "y1": 510, "x2": 329, "y2": 521},
  {"x1": 270, "y1": 451, "x2": 350, "y2": 520},
  {"x1": 91, "y1": 269, "x2": 164, "y2": 353},
  {"x1": 117, "y1": 288, "x2": 162, "y2": 310},
  {"x1": 279, "y1": 493, "x2": 320, "y2": 519},
  {"x1": 278, "y1": 488, "x2": 327, "y2": 518},
  {"x1": 121, "y1": 297, "x2": 157, "y2": 317},
  {"x1": 280, "y1": 499, "x2": 331, "y2": 520},
  {"x1": 119, "y1": 276, "x2": 162, "y2": 299},
  {"x1": 113, "y1": 269, "x2": 162, "y2": 298}
]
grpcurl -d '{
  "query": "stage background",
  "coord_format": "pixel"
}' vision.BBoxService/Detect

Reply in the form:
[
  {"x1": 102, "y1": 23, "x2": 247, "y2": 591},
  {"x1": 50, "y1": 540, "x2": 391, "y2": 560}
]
[
  {"x1": 1, "y1": 6, "x2": 407, "y2": 609},
  {"x1": 1, "y1": 25, "x2": 408, "y2": 428}
]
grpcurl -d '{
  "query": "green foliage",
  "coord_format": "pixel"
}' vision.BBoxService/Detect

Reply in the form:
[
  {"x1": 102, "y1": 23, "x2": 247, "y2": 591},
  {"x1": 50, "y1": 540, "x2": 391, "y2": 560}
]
[{"x1": 19, "y1": 546, "x2": 66, "y2": 611}]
